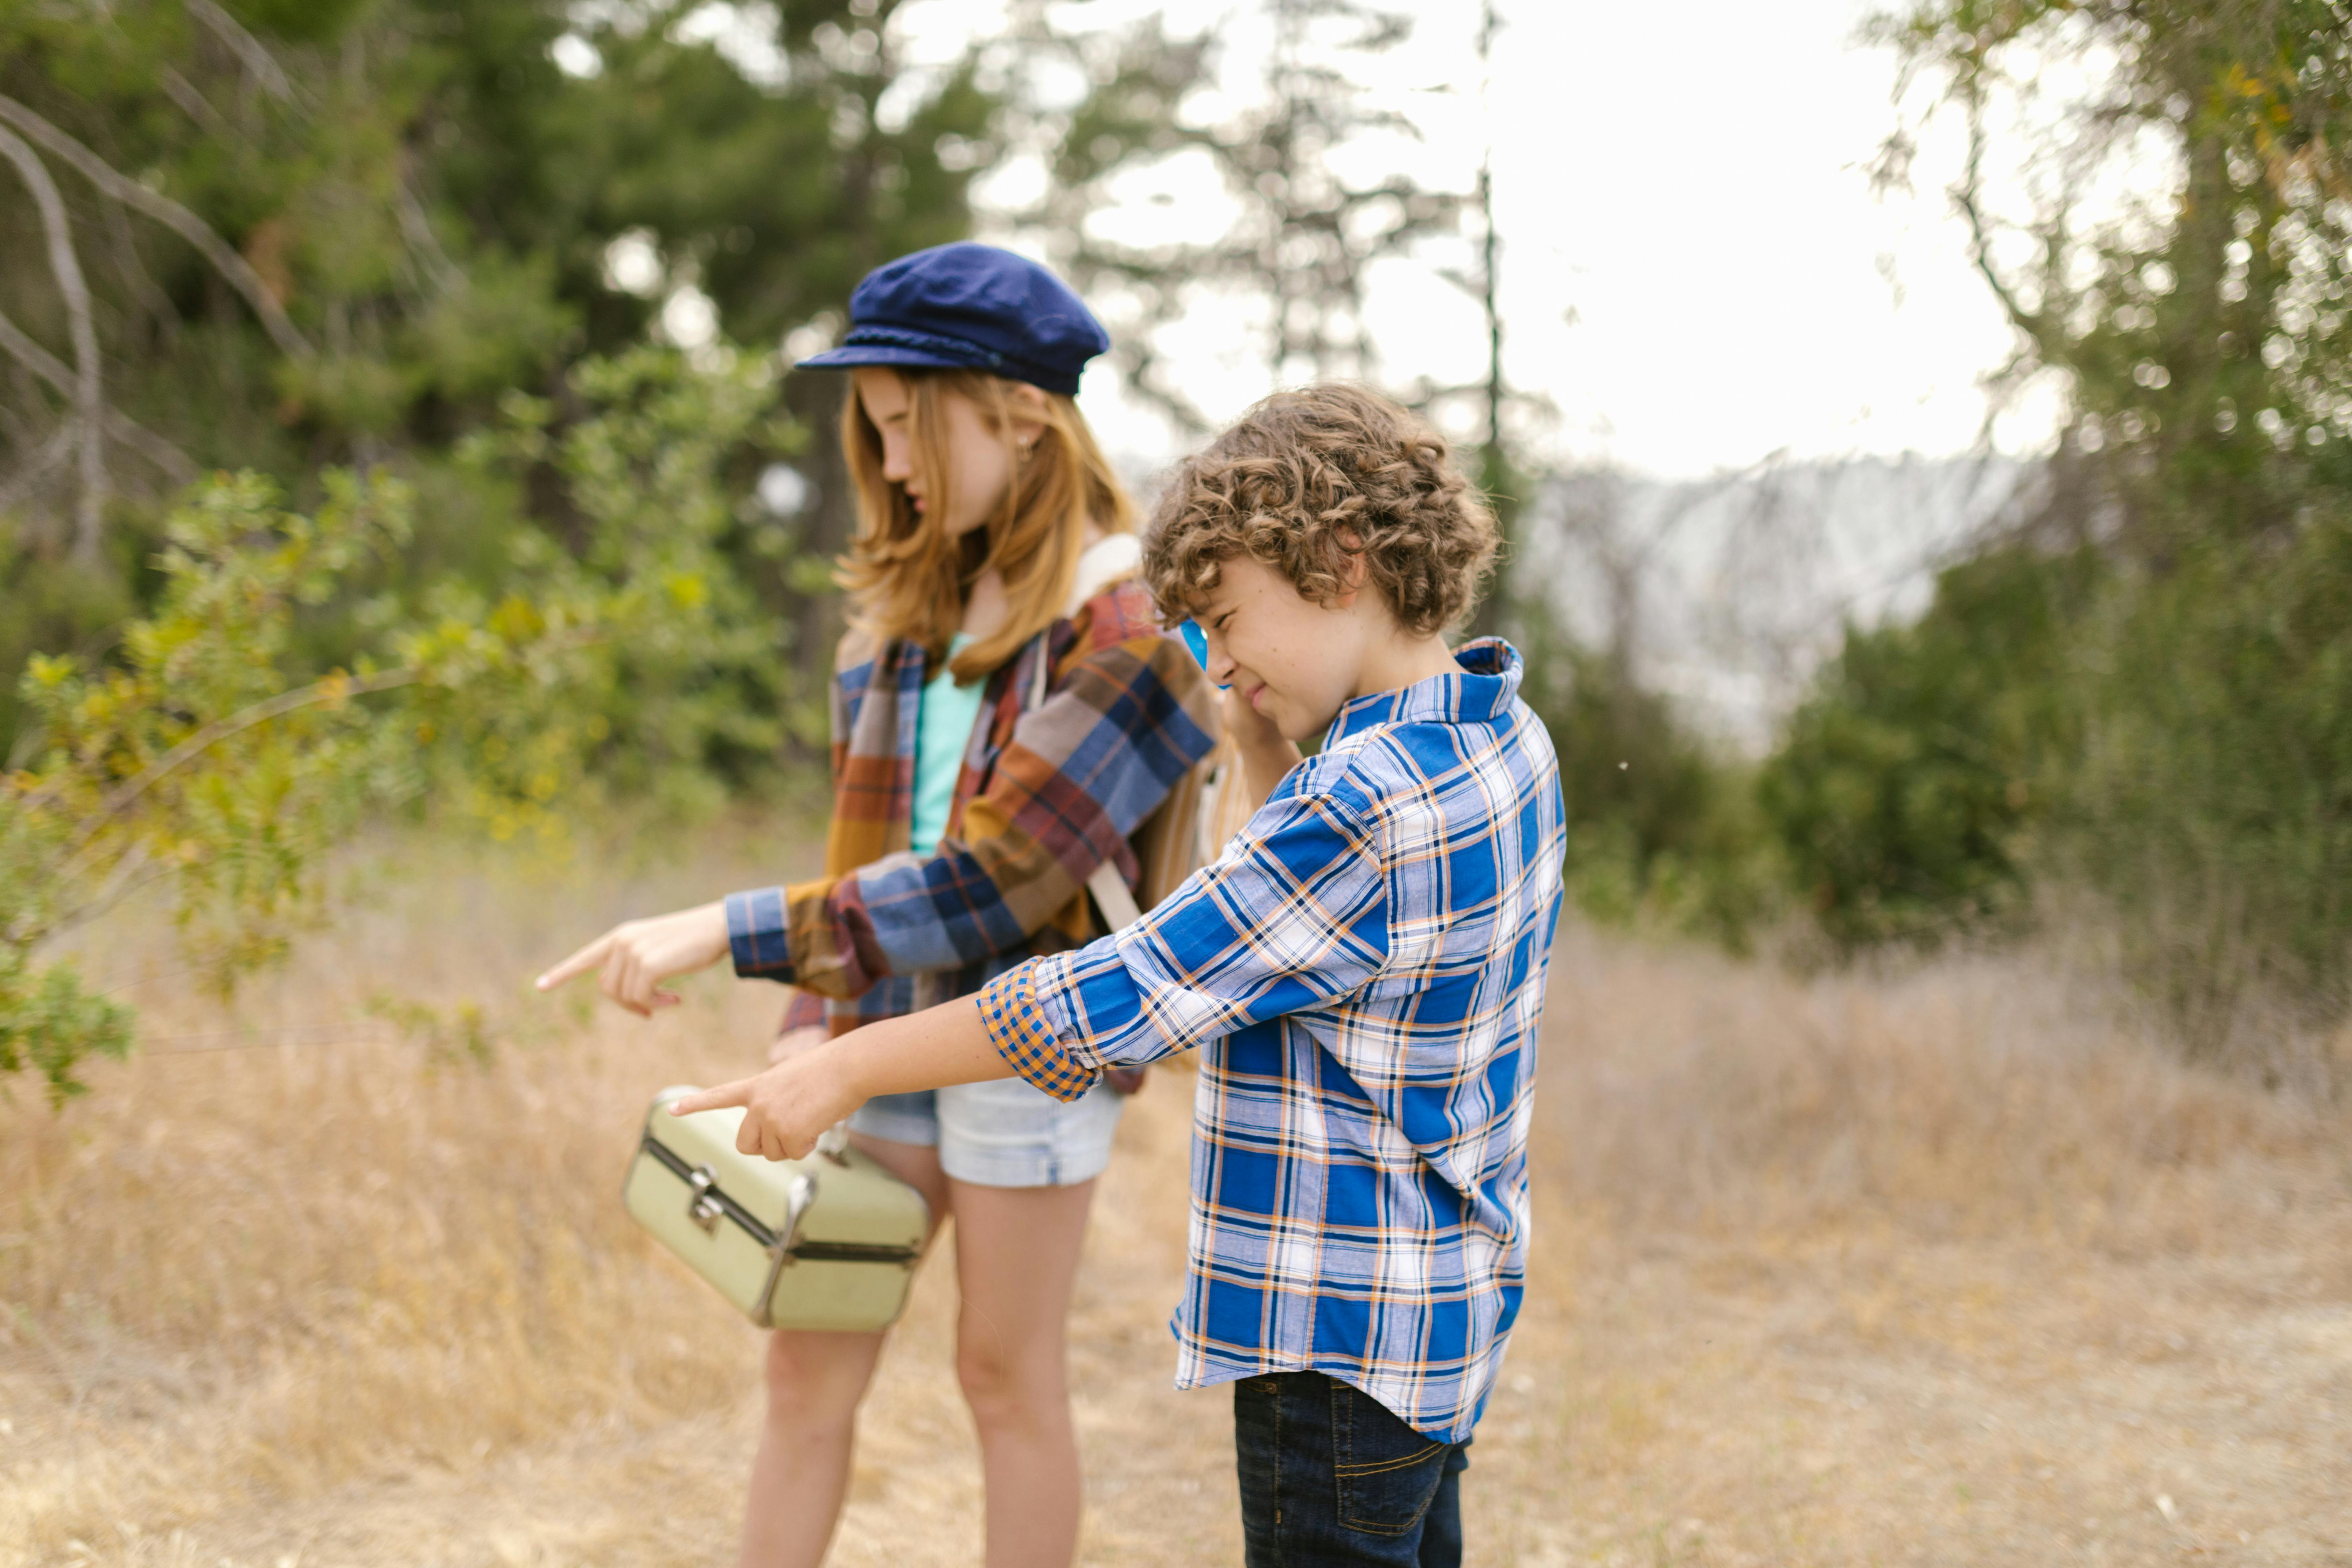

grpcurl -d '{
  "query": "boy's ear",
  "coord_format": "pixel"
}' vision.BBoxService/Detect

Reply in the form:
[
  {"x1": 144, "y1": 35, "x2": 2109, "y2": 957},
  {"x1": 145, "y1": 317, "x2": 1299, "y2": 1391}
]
[{"x1": 1331, "y1": 533, "x2": 1367, "y2": 608}]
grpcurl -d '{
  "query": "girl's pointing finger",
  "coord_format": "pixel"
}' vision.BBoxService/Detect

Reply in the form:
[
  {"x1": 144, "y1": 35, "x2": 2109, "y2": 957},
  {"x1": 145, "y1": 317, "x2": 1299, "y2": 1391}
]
[{"x1": 535, "y1": 932, "x2": 614, "y2": 991}]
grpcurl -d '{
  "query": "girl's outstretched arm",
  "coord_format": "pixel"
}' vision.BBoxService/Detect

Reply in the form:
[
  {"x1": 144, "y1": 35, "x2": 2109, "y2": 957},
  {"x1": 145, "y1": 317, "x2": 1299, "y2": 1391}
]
[
  {"x1": 733, "y1": 616, "x2": 1221, "y2": 1000},
  {"x1": 667, "y1": 995, "x2": 1006, "y2": 1161}
]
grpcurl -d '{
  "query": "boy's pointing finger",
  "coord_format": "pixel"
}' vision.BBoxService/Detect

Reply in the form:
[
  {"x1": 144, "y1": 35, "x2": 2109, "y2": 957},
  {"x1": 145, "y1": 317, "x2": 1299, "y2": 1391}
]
[{"x1": 667, "y1": 1079, "x2": 753, "y2": 1117}]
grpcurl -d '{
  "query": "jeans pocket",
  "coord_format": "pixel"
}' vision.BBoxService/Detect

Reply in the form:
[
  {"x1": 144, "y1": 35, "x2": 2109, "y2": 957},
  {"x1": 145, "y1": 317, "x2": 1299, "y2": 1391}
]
[{"x1": 1330, "y1": 1381, "x2": 1452, "y2": 1536}]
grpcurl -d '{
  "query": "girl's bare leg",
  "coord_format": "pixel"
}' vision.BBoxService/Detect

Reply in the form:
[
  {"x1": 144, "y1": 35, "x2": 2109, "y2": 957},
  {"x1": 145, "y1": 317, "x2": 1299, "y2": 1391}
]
[
  {"x1": 737, "y1": 1136, "x2": 949, "y2": 1568},
  {"x1": 948, "y1": 1176, "x2": 1099, "y2": 1568}
]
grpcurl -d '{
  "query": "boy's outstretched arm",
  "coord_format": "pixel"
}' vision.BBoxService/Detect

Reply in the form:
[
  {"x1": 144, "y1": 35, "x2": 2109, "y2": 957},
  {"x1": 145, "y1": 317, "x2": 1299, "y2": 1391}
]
[
  {"x1": 674, "y1": 771, "x2": 1388, "y2": 1163},
  {"x1": 666, "y1": 997, "x2": 1007, "y2": 1161}
]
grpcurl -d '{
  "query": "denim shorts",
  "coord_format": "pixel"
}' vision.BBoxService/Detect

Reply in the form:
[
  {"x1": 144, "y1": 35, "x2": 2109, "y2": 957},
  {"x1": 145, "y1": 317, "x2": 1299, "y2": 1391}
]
[{"x1": 848, "y1": 1074, "x2": 1125, "y2": 1188}]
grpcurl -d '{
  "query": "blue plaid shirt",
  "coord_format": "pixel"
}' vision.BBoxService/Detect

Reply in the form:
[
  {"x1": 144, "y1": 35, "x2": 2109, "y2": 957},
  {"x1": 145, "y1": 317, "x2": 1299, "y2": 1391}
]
[{"x1": 979, "y1": 639, "x2": 1565, "y2": 1440}]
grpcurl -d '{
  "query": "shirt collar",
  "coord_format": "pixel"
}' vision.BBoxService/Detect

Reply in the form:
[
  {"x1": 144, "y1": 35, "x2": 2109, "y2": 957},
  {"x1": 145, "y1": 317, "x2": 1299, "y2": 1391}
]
[{"x1": 1325, "y1": 637, "x2": 1524, "y2": 747}]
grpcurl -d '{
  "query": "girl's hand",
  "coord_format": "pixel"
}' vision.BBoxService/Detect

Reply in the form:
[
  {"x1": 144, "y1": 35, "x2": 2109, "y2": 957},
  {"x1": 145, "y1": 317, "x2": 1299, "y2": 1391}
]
[
  {"x1": 535, "y1": 900, "x2": 731, "y2": 1017},
  {"x1": 1221, "y1": 685, "x2": 1303, "y2": 814},
  {"x1": 1220, "y1": 681, "x2": 1288, "y2": 752},
  {"x1": 671, "y1": 1047, "x2": 858, "y2": 1162},
  {"x1": 769, "y1": 1023, "x2": 828, "y2": 1066}
]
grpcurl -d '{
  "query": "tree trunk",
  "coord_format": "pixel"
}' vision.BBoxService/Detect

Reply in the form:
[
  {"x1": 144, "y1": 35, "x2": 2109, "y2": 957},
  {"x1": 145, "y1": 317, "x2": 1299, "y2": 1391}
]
[{"x1": 0, "y1": 122, "x2": 104, "y2": 562}]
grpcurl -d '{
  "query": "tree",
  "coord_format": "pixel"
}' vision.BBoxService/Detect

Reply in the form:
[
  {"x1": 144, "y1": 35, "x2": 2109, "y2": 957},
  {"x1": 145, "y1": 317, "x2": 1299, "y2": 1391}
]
[
  {"x1": 1451, "y1": 0, "x2": 1528, "y2": 639},
  {"x1": 1758, "y1": 545, "x2": 2094, "y2": 950},
  {"x1": 1784, "y1": 0, "x2": 2352, "y2": 1056},
  {"x1": 1019, "y1": 0, "x2": 1459, "y2": 434},
  {"x1": 1870, "y1": 0, "x2": 2351, "y2": 553},
  {"x1": 0, "y1": 0, "x2": 1208, "y2": 754},
  {"x1": 0, "y1": 0, "x2": 1003, "y2": 521}
]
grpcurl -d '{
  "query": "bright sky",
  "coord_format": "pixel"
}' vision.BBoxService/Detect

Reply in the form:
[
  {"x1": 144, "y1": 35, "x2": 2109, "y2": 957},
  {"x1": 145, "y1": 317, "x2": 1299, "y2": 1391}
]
[
  {"x1": 660, "y1": 0, "x2": 2058, "y2": 478},
  {"x1": 988, "y1": 0, "x2": 2053, "y2": 477},
  {"x1": 648, "y1": 0, "x2": 2064, "y2": 730}
]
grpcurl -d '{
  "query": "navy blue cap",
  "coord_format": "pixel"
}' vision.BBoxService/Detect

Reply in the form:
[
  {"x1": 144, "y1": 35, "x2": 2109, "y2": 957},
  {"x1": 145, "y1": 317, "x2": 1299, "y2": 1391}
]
[{"x1": 794, "y1": 243, "x2": 1110, "y2": 396}]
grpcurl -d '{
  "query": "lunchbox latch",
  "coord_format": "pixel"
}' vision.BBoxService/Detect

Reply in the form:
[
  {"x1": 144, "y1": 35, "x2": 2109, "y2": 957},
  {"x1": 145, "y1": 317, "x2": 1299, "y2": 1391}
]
[{"x1": 686, "y1": 1164, "x2": 723, "y2": 1234}]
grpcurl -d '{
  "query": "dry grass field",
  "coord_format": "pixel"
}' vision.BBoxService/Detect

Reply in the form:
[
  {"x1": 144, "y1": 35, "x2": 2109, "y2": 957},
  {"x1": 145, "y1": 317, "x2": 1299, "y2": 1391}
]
[{"x1": 4, "y1": 827, "x2": 2349, "y2": 1566}]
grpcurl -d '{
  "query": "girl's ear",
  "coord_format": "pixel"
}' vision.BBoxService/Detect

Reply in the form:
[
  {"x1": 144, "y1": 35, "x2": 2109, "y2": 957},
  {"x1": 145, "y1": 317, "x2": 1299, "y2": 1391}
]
[{"x1": 1002, "y1": 380, "x2": 1052, "y2": 454}]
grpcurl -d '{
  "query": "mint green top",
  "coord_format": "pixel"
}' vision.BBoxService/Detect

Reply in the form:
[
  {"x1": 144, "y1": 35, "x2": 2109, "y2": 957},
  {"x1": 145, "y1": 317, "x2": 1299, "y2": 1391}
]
[{"x1": 912, "y1": 632, "x2": 985, "y2": 857}]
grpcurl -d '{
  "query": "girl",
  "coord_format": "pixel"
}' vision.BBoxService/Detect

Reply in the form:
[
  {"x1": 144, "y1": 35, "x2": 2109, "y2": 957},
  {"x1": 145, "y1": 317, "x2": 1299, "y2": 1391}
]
[{"x1": 538, "y1": 243, "x2": 1221, "y2": 1567}]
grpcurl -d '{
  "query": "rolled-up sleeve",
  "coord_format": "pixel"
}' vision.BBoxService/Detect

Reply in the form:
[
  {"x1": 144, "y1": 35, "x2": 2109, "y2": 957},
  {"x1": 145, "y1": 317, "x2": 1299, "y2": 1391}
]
[
  {"x1": 979, "y1": 783, "x2": 1392, "y2": 1100},
  {"x1": 726, "y1": 887, "x2": 792, "y2": 979},
  {"x1": 978, "y1": 954, "x2": 1095, "y2": 1100}
]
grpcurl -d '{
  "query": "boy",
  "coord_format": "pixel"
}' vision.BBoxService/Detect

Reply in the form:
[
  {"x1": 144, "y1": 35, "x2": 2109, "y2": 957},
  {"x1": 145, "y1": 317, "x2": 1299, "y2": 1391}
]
[{"x1": 678, "y1": 384, "x2": 1566, "y2": 1565}]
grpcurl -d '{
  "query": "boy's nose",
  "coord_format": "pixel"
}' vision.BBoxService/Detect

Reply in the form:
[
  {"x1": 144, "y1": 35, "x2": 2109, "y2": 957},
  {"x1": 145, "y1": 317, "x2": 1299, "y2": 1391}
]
[{"x1": 1198, "y1": 632, "x2": 1233, "y2": 683}]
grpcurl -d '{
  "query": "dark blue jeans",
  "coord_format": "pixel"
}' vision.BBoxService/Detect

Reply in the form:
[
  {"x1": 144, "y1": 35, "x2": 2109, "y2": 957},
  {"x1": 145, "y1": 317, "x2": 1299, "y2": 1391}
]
[{"x1": 1233, "y1": 1372, "x2": 1471, "y2": 1567}]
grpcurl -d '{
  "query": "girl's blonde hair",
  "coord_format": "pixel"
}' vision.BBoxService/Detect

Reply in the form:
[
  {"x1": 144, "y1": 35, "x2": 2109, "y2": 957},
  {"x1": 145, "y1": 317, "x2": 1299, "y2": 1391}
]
[{"x1": 837, "y1": 369, "x2": 1135, "y2": 682}]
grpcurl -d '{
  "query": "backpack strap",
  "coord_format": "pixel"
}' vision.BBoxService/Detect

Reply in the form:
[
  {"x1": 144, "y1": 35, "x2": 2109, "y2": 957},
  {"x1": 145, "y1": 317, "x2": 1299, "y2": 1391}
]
[
  {"x1": 1085, "y1": 851, "x2": 1144, "y2": 930},
  {"x1": 1026, "y1": 533, "x2": 1143, "y2": 709},
  {"x1": 1023, "y1": 533, "x2": 1149, "y2": 929}
]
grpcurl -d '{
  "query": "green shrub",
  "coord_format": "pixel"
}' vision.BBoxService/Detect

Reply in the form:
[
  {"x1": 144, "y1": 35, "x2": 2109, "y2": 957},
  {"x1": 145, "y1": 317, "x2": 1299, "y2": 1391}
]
[
  {"x1": 0, "y1": 528, "x2": 141, "y2": 759},
  {"x1": 1757, "y1": 546, "x2": 2094, "y2": 951},
  {"x1": 1, "y1": 345, "x2": 797, "y2": 1103},
  {"x1": 2067, "y1": 517, "x2": 2352, "y2": 1050}
]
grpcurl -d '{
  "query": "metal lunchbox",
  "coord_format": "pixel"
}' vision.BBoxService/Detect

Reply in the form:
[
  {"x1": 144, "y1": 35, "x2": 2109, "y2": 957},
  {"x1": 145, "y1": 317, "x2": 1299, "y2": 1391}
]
[{"x1": 623, "y1": 1085, "x2": 931, "y2": 1331}]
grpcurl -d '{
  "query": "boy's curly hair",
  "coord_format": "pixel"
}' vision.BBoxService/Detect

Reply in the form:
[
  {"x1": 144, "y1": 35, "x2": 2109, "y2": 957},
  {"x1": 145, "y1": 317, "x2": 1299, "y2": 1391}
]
[{"x1": 1142, "y1": 384, "x2": 1498, "y2": 637}]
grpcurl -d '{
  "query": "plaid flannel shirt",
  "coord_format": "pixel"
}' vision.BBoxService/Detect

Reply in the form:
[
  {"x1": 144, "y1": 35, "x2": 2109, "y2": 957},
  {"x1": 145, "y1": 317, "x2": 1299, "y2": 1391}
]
[
  {"x1": 979, "y1": 639, "x2": 1566, "y2": 1441},
  {"x1": 728, "y1": 580, "x2": 1220, "y2": 1028}
]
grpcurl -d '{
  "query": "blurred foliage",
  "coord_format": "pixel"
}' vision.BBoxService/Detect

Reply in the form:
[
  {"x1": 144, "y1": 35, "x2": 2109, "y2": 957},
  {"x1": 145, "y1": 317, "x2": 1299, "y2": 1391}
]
[
  {"x1": 1514, "y1": 624, "x2": 1784, "y2": 954},
  {"x1": 0, "y1": 0, "x2": 1225, "y2": 1098},
  {"x1": 0, "y1": 0, "x2": 996, "y2": 463},
  {"x1": 1762, "y1": 0, "x2": 2352, "y2": 1052},
  {"x1": 451, "y1": 342, "x2": 802, "y2": 804},
  {"x1": 1500, "y1": 0, "x2": 2352, "y2": 1057},
  {"x1": 0, "y1": 0, "x2": 1200, "y2": 747},
  {"x1": 1869, "y1": 0, "x2": 2351, "y2": 564},
  {"x1": 1015, "y1": 0, "x2": 1448, "y2": 430},
  {"x1": 2066, "y1": 518, "x2": 2352, "y2": 1050},
  {"x1": 1759, "y1": 546, "x2": 2094, "y2": 950},
  {"x1": 2, "y1": 344, "x2": 777, "y2": 1103},
  {"x1": 364, "y1": 991, "x2": 495, "y2": 1069}
]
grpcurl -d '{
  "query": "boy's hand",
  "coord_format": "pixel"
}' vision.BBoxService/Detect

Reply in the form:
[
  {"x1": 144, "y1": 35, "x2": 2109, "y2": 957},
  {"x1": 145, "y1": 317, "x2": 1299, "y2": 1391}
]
[
  {"x1": 669, "y1": 1048, "x2": 859, "y2": 1162},
  {"x1": 670, "y1": 995, "x2": 1009, "y2": 1162},
  {"x1": 534, "y1": 900, "x2": 731, "y2": 1017}
]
